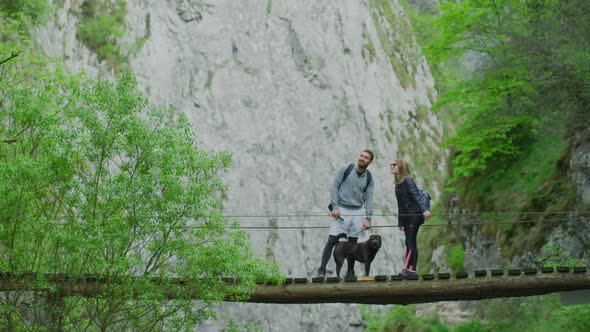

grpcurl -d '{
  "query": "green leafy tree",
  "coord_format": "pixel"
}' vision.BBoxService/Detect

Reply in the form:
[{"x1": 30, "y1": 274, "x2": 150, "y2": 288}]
[
  {"x1": 75, "y1": 0, "x2": 127, "y2": 68},
  {"x1": 514, "y1": 0, "x2": 590, "y2": 145},
  {"x1": 428, "y1": 0, "x2": 540, "y2": 189},
  {"x1": 361, "y1": 305, "x2": 449, "y2": 332},
  {"x1": 0, "y1": 14, "x2": 282, "y2": 331},
  {"x1": 361, "y1": 296, "x2": 590, "y2": 332},
  {"x1": 429, "y1": 0, "x2": 590, "y2": 191},
  {"x1": 0, "y1": 0, "x2": 48, "y2": 25}
]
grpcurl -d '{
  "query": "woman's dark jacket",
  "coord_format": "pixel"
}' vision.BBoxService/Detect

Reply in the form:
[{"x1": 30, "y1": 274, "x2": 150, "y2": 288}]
[{"x1": 395, "y1": 177, "x2": 427, "y2": 227}]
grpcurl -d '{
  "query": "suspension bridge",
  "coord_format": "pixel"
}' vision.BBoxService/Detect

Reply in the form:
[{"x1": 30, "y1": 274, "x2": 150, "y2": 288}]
[
  {"x1": 1, "y1": 267, "x2": 588, "y2": 305},
  {"x1": 2, "y1": 212, "x2": 588, "y2": 304}
]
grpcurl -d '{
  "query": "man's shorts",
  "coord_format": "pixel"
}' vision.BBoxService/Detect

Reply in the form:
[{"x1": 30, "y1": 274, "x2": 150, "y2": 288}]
[{"x1": 329, "y1": 206, "x2": 366, "y2": 239}]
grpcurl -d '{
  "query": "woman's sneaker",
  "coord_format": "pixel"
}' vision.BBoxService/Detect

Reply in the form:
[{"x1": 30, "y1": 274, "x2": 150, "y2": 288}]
[
  {"x1": 399, "y1": 268, "x2": 418, "y2": 278},
  {"x1": 399, "y1": 268, "x2": 409, "y2": 278}
]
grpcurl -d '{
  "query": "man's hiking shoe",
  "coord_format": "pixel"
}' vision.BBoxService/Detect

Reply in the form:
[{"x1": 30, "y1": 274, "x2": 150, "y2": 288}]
[{"x1": 317, "y1": 268, "x2": 326, "y2": 277}]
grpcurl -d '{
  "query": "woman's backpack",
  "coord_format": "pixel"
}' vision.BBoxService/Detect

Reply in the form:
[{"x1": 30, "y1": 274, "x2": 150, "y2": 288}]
[{"x1": 418, "y1": 189, "x2": 431, "y2": 210}]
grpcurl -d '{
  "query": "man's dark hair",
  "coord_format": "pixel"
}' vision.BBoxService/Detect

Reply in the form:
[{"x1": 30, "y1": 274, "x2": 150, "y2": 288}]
[{"x1": 363, "y1": 149, "x2": 374, "y2": 161}]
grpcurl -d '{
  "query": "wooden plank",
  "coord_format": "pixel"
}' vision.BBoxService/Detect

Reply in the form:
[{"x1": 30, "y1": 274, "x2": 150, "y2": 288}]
[
  {"x1": 356, "y1": 276, "x2": 374, "y2": 282},
  {"x1": 245, "y1": 272, "x2": 590, "y2": 304},
  {"x1": 374, "y1": 275, "x2": 388, "y2": 282}
]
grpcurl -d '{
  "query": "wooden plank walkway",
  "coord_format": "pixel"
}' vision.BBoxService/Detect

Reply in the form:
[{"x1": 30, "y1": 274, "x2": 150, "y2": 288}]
[
  {"x1": 1, "y1": 267, "x2": 588, "y2": 305},
  {"x1": 248, "y1": 267, "x2": 590, "y2": 304}
]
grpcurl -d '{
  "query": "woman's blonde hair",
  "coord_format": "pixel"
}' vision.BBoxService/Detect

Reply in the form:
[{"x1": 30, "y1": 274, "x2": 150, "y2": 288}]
[{"x1": 393, "y1": 159, "x2": 411, "y2": 184}]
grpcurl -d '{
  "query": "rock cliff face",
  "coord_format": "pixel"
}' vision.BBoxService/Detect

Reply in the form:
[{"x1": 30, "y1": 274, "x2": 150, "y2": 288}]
[
  {"x1": 39, "y1": 0, "x2": 444, "y2": 330},
  {"x1": 571, "y1": 142, "x2": 590, "y2": 206}
]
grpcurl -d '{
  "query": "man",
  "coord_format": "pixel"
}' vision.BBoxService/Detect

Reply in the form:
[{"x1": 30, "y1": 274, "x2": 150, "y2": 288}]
[{"x1": 317, "y1": 149, "x2": 375, "y2": 277}]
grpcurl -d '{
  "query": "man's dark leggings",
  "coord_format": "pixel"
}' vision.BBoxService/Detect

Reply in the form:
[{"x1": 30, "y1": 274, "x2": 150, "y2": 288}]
[
  {"x1": 319, "y1": 234, "x2": 357, "y2": 272},
  {"x1": 403, "y1": 217, "x2": 422, "y2": 271}
]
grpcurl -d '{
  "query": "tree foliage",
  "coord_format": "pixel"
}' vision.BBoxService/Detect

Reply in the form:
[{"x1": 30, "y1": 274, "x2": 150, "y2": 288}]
[
  {"x1": 0, "y1": 0, "x2": 48, "y2": 25},
  {"x1": 428, "y1": 0, "x2": 590, "y2": 190},
  {"x1": 0, "y1": 13, "x2": 282, "y2": 331},
  {"x1": 362, "y1": 295, "x2": 590, "y2": 332},
  {"x1": 75, "y1": 0, "x2": 127, "y2": 68}
]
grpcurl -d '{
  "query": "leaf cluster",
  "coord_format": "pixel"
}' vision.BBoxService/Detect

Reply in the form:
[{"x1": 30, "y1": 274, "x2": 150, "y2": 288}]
[
  {"x1": 74, "y1": 0, "x2": 127, "y2": 69},
  {"x1": 362, "y1": 295, "x2": 590, "y2": 332},
  {"x1": 0, "y1": 0, "x2": 48, "y2": 26}
]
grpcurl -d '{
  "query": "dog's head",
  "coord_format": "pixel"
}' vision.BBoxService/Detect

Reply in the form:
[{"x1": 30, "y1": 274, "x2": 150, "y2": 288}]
[{"x1": 368, "y1": 234, "x2": 382, "y2": 251}]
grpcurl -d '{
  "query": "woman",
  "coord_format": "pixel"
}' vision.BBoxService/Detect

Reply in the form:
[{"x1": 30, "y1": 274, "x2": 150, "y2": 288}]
[{"x1": 390, "y1": 159, "x2": 431, "y2": 276}]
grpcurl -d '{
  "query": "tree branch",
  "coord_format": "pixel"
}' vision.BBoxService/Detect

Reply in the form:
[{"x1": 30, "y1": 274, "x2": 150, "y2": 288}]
[{"x1": 0, "y1": 51, "x2": 22, "y2": 67}]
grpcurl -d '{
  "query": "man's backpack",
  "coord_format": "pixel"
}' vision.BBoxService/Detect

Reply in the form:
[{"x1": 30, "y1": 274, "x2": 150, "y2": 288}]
[
  {"x1": 418, "y1": 189, "x2": 431, "y2": 211},
  {"x1": 328, "y1": 163, "x2": 372, "y2": 211}
]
